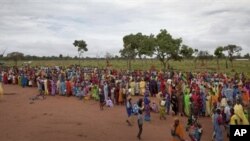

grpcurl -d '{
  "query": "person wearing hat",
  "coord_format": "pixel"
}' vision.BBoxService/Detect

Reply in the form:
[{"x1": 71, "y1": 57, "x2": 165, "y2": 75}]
[{"x1": 171, "y1": 117, "x2": 185, "y2": 141}]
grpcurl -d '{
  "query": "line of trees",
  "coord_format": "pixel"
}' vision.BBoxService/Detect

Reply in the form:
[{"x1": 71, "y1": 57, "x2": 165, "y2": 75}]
[
  {"x1": 1, "y1": 30, "x2": 249, "y2": 70},
  {"x1": 119, "y1": 29, "x2": 247, "y2": 71}
]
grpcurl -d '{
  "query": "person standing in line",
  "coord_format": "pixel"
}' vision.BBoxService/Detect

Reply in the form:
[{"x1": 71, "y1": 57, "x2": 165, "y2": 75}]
[
  {"x1": 99, "y1": 85, "x2": 106, "y2": 110},
  {"x1": 0, "y1": 72, "x2": 4, "y2": 101},
  {"x1": 213, "y1": 109, "x2": 223, "y2": 141}
]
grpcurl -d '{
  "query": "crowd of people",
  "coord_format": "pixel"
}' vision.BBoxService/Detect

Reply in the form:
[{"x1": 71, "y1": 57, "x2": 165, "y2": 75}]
[{"x1": 0, "y1": 64, "x2": 250, "y2": 141}]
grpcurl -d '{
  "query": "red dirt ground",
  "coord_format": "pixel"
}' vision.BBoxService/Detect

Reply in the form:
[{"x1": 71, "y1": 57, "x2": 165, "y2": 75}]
[{"x1": 0, "y1": 85, "x2": 229, "y2": 141}]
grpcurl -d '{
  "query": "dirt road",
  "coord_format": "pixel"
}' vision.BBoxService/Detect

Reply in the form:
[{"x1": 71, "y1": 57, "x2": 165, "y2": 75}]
[{"x1": 0, "y1": 85, "x2": 228, "y2": 141}]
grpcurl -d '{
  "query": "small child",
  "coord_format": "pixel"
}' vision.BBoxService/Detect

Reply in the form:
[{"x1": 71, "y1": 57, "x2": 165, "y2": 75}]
[
  {"x1": 159, "y1": 98, "x2": 166, "y2": 120},
  {"x1": 106, "y1": 97, "x2": 114, "y2": 107},
  {"x1": 151, "y1": 102, "x2": 159, "y2": 113},
  {"x1": 137, "y1": 110, "x2": 143, "y2": 140},
  {"x1": 99, "y1": 88, "x2": 106, "y2": 110}
]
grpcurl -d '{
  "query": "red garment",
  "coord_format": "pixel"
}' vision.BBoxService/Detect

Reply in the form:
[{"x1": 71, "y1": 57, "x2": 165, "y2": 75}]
[
  {"x1": 66, "y1": 81, "x2": 72, "y2": 96},
  {"x1": 3, "y1": 73, "x2": 8, "y2": 84},
  {"x1": 160, "y1": 80, "x2": 166, "y2": 94}
]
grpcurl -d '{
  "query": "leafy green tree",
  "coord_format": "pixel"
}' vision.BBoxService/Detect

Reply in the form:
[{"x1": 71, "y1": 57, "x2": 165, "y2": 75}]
[
  {"x1": 119, "y1": 43, "x2": 137, "y2": 71},
  {"x1": 223, "y1": 44, "x2": 242, "y2": 68},
  {"x1": 154, "y1": 29, "x2": 182, "y2": 72},
  {"x1": 214, "y1": 46, "x2": 224, "y2": 70},
  {"x1": 7, "y1": 52, "x2": 24, "y2": 66},
  {"x1": 73, "y1": 40, "x2": 88, "y2": 65},
  {"x1": 137, "y1": 34, "x2": 155, "y2": 59},
  {"x1": 180, "y1": 44, "x2": 194, "y2": 59}
]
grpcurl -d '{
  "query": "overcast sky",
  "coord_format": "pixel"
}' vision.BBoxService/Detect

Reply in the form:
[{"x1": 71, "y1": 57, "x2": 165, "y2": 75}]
[{"x1": 0, "y1": 0, "x2": 249, "y2": 57}]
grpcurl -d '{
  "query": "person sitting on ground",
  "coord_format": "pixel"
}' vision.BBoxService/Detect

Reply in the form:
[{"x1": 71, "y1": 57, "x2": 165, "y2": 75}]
[{"x1": 106, "y1": 97, "x2": 114, "y2": 107}]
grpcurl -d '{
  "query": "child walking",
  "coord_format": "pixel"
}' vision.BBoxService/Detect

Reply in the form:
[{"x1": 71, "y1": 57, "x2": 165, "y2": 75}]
[{"x1": 137, "y1": 110, "x2": 143, "y2": 140}]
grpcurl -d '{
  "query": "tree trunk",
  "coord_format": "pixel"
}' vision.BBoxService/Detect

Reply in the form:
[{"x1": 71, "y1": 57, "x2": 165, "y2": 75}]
[
  {"x1": 194, "y1": 59, "x2": 197, "y2": 69},
  {"x1": 127, "y1": 58, "x2": 129, "y2": 70},
  {"x1": 226, "y1": 59, "x2": 228, "y2": 69},
  {"x1": 162, "y1": 61, "x2": 167, "y2": 73},
  {"x1": 78, "y1": 53, "x2": 81, "y2": 66},
  {"x1": 217, "y1": 59, "x2": 219, "y2": 71},
  {"x1": 128, "y1": 57, "x2": 132, "y2": 72},
  {"x1": 201, "y1": 59, "x2": 204, "y2": 66}
]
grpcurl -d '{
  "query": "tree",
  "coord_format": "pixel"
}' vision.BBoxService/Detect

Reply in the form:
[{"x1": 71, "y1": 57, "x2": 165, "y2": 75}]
[
  {"x1": 73, "y1": 40, "x2": 88, "y2": 65},
  {"x1": 193, "y1": 49, "x2": 199, "y2": 69},
  {"x1": 223, "y1": 44, "x2": 242, "y2": 68},
  {"x1": 119, "y1": 44, "x2": 137, "y2": 71},
  {"x1": 137, "y1": 34, "x2": 155, "y2": 59},
  {"x1": 180, "y1": 44, "x2": 194, "y2": 59},
  {"x1": 197, "y1": 50, "x2": 209, "y2": 66},
  {"x1": 214, "y1": 46, "x2": 224, "y2": 70},
  {"x1": 155, "y1": 29, "x2": 182, "y2": 72},
  {"x1": 7, "y1": 52, "x2": 24, "y2": 66},
  {"x1": 59, "y1": 54, "x2": 63, "y2": 59},
  {"x1": 244, "y1": 53, "x2": 250, "y2": 59}
]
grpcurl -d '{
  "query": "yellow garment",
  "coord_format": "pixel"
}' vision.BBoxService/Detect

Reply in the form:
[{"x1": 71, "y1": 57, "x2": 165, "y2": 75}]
[
  {"x1": 234, "y1": 104, "x2": 249, "y2": 125},
  {"x1": 211, "y1": 95, "x2": 218, "y2": 105},
  {"x1": 129, "y1": 81, "x2": 135, "y2": 96},
  {"x1": 139, "y1": 81, "x2": 146, "y2": 96},
  {"x1": 220, "y1": 98, "x2": 227, "y2": 107},
  {"x1": 206, "y1": 95, "x2": 211, "y2": 116},
  {"x1": 118, "y1": 88, "x2": 123, "y2": 103},
  {"x1": 44, "y1": 79, "x2": 49, "y2": 95},
  {"x1": 172, "y1": 124, "x2": 185, "y2": 141},
  {"x1": 0, "y1": 82, "x2": 3, "y2": 100},
  {"x1": 230, "y1": 114, "x2": 240, "y2": 125}
]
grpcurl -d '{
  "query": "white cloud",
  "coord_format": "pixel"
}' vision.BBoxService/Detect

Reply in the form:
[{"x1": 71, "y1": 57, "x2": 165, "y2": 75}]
[{"x1": 0, "y1": 0, "x2": 249, "y2": 57}]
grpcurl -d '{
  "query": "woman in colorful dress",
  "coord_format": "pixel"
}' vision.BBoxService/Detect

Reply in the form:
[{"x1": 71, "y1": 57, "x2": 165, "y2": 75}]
[
  {"x1": 129, "y1": 79, "x2": 135, "y2": 96},
  {"x1": 92, "y1": 84, "x2": 99, "y2": 101},
  {"x1": 144, "y1": 89, "x2": 151, "y2": 121},
  {"x1": 139, "y1": 78, "x2": 146, "y2": 96},
  {"x1": 184, "y1": 87, "x2": 191, "y2": 117}
]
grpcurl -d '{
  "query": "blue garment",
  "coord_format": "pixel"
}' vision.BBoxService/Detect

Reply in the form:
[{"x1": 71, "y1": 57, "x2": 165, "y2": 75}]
[
  {"x1": 0, "y1": 74, "x2": 2, "y2": 82},
  {"x1": 21, "y1": 75, "x2": 27, "y2": 88},
  {"x1": 72, "y1": 86, "x2": 78, "y2": 96},
  {"x1": 104, "y1": 84, "x2": 109, "y2": 101},
  {"x1": 233, "y1": 88, "x2": 240, "y2": 98},
  {"x1": 126, "y1": 101, "x2": 133, "y2": 117},
  {"x1": 60, "y1": 82, "x2": 66, "y2": 95},
  {"x1": 144, "y1": 96, "x2": 151, "y2": 121},
  {"x1": 225, "y1": 88, "x2": 233, "y2": 103},
  {"x1": 213, "y1": 113, "x2": 223, "y2": 141}
]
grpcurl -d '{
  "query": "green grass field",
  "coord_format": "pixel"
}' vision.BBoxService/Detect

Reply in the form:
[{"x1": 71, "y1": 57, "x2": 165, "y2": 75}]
[{"x1": 3, "y1": 59, "x2": 250, "y2": 76}]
